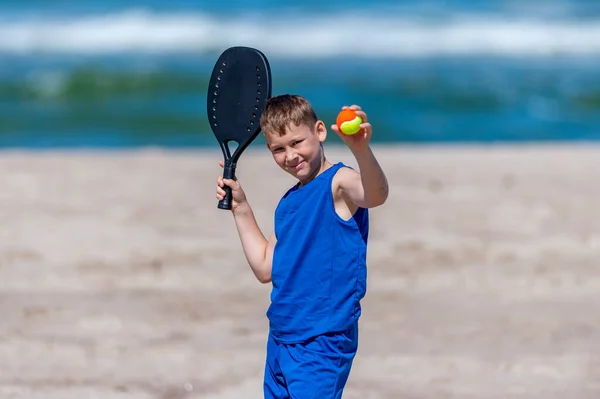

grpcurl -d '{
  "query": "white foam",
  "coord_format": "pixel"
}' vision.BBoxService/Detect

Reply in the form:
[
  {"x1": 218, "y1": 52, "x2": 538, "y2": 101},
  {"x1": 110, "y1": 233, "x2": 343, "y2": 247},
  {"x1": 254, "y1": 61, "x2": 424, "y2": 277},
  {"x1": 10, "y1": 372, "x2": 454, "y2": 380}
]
[{"x1": 0, "y1": 9, "x2": 599, "y2": 58}]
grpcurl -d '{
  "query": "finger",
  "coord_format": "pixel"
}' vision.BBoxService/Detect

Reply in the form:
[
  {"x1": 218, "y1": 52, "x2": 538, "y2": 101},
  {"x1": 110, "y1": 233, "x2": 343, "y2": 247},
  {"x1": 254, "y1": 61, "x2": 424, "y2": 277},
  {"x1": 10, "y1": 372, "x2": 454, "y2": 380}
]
[
  {"x1": 216, "y1": 176, "x2": 224, "y2": 187},
  {"x1": 331, "y1": 124, "x2": 341, "y2": 134},
  {"x1": 355, "y1": 110, "x2": 367, "y2": 123},
  {"x1": 218, "y1": 160, "x2": 224, "y2": 168},
  {"x1": 222, "y1": 178, "x2": 238, "y2": 188},
  {"x1": 359, "y1": 122, "x2": 372, "y2": 130},
  {"x1": 216, "y1": 186, "x2": 226, "y2": 196},
  {"x1": 349, "y1": 105, "x2": 362, "y2": 112}
]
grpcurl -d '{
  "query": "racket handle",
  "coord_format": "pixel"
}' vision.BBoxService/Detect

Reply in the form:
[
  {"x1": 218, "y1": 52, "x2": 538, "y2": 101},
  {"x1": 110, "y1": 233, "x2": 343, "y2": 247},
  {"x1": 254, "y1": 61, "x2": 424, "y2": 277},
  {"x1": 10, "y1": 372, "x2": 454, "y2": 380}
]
[
  {"x1": 218, "y1": 187, "x2": 233, "y2": 210},
  {"x1": 218, "y1": 162, "x2": 236, "y2": 210}
]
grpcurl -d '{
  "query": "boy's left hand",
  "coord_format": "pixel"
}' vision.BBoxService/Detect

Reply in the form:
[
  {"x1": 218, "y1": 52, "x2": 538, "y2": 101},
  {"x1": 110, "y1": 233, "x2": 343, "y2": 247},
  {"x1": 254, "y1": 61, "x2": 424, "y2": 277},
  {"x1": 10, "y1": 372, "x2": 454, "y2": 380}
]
[{"x1": 331, "y1": 105, "x2": 372, "y2": 153}]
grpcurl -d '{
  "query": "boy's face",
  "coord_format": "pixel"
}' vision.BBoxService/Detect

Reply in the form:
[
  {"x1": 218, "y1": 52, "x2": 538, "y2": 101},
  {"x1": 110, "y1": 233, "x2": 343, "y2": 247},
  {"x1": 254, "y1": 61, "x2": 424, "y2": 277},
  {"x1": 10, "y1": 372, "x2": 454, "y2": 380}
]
[{"x1": 265, "y1": 121, "x2": 327, "y2": 184}]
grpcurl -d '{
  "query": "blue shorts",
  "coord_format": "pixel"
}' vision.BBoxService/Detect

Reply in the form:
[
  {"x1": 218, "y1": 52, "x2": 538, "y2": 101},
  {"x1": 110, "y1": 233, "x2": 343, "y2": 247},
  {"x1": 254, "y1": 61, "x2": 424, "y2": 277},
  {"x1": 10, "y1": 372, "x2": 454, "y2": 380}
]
[{"x1": 263, "y1": 323, "x2": 358, "y2": 399}]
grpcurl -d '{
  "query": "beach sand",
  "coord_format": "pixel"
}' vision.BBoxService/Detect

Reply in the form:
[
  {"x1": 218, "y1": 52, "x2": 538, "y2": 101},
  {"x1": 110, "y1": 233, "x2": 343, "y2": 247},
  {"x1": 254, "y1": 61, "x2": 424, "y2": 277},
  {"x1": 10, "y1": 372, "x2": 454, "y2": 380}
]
[{"x1": 0, "y1": 144, "x2": 599, "y2": 399}]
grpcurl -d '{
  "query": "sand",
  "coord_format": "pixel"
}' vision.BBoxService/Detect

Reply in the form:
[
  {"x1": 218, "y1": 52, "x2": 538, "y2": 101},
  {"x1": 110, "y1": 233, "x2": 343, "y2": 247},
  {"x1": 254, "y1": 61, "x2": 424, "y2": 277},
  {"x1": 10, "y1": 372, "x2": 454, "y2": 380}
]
[{"x1": 0, "y1": 144, "x2": 599, "y2": 399}]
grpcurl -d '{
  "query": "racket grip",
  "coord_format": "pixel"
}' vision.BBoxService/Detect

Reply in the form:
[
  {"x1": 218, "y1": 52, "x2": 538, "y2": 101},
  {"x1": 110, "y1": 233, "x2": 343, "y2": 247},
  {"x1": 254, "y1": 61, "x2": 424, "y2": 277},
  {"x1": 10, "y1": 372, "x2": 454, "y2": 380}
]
[
  {"x1": 218, "y1": 186, "x2": 233, "y2": 210},
  {"x1": 218, "y1": 162, "x2": 236, "y2": 210}
]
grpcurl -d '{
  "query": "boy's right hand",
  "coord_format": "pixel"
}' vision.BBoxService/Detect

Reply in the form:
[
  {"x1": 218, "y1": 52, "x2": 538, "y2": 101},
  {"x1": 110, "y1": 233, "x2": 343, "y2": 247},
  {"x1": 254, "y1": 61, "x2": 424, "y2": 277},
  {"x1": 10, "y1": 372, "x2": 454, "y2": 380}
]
[{"x1": 216, "y1": 160, "x2": 248, "y2": 213}]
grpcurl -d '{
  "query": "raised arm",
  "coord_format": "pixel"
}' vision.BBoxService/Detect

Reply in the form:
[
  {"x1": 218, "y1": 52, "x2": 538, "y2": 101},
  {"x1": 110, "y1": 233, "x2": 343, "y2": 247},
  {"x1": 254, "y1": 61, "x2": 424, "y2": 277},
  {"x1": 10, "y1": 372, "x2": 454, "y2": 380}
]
[{"x1": 331, "y1": 105, "x2": 389, "y2": 208}]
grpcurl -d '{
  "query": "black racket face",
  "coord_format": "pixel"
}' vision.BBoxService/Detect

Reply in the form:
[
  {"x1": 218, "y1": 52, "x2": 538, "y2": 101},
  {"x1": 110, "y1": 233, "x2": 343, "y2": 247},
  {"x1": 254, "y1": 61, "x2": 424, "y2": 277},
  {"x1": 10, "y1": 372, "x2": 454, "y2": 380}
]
[{"x1": 207, "y1": 47, "x2": 272, "y2": 161}]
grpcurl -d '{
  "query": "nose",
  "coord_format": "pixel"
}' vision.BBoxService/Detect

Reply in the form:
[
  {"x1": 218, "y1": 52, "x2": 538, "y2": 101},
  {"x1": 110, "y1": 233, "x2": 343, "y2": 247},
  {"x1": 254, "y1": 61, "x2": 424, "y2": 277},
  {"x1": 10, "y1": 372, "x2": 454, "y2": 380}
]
[{"x1": 285, "y1": 148, "x2": 298, "y2": 164}]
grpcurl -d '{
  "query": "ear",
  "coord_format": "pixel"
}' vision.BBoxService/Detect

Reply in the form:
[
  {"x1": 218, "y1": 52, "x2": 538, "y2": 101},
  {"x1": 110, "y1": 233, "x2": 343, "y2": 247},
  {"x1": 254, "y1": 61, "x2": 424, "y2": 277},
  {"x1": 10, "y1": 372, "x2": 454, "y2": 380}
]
[{"x1": 315, "y1": 120, "x2": 327, "y2": 143}]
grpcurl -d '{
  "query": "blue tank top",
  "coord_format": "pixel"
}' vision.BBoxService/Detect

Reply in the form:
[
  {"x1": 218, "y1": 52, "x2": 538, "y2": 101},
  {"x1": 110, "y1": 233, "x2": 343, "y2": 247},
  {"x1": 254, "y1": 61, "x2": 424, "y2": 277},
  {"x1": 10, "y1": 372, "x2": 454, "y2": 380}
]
[{"x1": 267, "y1": 162, "x2": 369, "y2": 343}]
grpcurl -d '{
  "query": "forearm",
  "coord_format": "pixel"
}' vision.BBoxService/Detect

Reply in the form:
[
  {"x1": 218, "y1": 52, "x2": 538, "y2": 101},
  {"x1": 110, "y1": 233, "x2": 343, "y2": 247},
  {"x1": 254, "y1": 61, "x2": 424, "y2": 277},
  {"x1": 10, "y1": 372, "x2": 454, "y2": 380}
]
[
  {"x1": 352, "y1": 146, "x2": 389, "y2": 206},
  {"x1": 231, "y1": 202, "x2": 271, "y2": 282}
]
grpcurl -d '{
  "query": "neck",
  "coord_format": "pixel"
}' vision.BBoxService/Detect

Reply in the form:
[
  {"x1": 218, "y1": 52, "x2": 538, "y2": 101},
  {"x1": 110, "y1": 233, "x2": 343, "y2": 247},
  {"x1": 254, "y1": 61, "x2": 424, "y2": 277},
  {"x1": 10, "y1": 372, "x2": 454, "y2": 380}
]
[{"x1": 298, "y1": 153, "x2": 331, "y2": 186}]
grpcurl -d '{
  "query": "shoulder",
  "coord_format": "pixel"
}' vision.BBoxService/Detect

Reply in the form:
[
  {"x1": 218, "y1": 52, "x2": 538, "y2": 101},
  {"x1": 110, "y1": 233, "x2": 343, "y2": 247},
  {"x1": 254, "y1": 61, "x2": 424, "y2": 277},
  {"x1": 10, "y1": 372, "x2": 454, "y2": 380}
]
[
  {"x1": 274, "y1": 184, "x2": 299, "y2": 214},
  {"x1": 330, "y1": 164, "x2": 362, "y2": 219},
  {"x1": 280, "y1": 183, "x2": 299, "y2": 199},
  {"x1": 332, "y1": 164, "x2": 360, "y2": 192}
]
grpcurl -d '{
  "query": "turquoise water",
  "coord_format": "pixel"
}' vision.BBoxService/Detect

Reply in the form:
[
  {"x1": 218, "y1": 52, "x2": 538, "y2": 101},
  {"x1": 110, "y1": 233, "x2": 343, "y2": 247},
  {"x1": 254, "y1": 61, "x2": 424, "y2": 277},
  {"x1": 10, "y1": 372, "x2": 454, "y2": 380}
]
[{"x1": 1, "y1": 0, "x2": 599, "y2": 147}]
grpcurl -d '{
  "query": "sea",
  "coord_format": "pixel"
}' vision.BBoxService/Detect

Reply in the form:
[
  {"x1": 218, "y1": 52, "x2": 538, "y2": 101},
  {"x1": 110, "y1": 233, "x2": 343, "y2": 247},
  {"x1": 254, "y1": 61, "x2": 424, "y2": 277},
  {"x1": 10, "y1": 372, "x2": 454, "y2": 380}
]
[{"x1": 0, "y1": 0, "x2": 599, "y2": 148}]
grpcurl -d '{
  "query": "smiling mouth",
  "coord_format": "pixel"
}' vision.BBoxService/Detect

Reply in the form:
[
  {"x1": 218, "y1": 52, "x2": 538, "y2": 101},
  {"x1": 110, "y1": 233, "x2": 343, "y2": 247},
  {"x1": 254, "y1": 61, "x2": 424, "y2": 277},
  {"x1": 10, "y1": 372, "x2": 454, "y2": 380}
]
[{"x1": 288, "y1": 161, "x2": 305, "y2": 170}]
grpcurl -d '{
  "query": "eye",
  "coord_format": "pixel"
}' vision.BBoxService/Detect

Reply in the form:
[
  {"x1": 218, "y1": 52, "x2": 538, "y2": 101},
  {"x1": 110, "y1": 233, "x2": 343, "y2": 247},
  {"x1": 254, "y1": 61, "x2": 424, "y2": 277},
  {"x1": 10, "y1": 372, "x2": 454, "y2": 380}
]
[{"x1": 292, "y1": 140, "x2": 303, "y2": 146}]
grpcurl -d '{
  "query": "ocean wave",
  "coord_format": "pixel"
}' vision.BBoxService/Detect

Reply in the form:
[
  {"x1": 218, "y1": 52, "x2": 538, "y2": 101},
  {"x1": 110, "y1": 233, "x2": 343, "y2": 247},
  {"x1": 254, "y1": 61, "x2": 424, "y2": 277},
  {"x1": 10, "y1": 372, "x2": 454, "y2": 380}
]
[
  {"x1": 0, "y1": 9, "x2": 599, "y2": 58},
  {"x1": 2, "y1": 62, "x2": 600, "y2": 146}
]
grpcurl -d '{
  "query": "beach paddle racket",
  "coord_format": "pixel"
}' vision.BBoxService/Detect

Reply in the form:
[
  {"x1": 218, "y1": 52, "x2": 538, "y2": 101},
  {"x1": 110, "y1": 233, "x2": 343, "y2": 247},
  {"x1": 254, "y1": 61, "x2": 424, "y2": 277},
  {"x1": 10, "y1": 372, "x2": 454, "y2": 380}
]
[{"x1": 207, "y1": 46, "x2": 272, "y2": 210}]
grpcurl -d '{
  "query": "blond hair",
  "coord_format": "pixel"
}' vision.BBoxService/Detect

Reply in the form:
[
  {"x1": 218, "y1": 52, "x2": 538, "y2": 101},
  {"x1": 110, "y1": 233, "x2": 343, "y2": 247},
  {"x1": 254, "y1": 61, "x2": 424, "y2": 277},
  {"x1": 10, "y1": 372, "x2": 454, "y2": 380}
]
[{"x1": 260, "y1": 94, "x2": 318, "y2": 137}]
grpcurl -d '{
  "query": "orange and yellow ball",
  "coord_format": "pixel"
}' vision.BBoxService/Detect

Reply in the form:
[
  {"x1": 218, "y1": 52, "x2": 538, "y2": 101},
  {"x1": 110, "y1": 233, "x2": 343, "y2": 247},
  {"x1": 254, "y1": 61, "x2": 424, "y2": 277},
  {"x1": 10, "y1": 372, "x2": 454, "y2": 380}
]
[{"x1": 336, "y1": 109, "x2": 363, "y2": 135}]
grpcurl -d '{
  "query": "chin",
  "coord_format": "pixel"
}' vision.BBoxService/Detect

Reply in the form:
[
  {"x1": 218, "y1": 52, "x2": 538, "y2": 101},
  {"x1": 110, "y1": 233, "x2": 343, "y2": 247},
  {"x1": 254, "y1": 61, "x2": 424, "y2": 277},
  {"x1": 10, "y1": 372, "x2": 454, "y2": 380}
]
[
  {"x1": 288, "y1": 168, "x2": 303, "y2": 178},
  {"x1": 297, "y1": 164, "x2": 318, "y2": 181}
]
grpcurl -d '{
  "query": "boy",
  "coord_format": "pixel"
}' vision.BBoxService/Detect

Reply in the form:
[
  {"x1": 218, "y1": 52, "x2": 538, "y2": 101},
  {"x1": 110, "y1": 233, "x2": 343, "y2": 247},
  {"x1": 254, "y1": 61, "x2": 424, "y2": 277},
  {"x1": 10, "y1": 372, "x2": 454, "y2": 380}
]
[{"x1": 215, "y1": 94, "x2": 388, "y2": 398}]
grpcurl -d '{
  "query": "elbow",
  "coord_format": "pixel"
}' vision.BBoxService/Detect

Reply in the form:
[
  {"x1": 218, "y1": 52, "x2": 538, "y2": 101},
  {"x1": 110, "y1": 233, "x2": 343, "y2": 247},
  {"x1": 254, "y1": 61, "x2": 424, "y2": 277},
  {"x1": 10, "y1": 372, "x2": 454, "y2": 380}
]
[
  {"x1": 365, "y1": 199, "x2": 386, "y2": 208},
  {"x1": 255, "y1": 267, "x2": 272, "y2": 284},
  {"x1": 375, "y1": 184, "x2": 389, "y2": 207},
  {"x1": 365, "y1": 189, "x2": 389, "y2": 208},
  {"x1": 372, "y1": 198, "x2": 387, "y2": 208}
]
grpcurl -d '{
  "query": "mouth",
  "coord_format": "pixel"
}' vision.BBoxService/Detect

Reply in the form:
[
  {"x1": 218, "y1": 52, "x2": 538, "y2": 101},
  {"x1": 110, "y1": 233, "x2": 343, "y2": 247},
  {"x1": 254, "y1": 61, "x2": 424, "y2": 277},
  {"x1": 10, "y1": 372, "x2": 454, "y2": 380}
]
[{"x1": 288, "y1": 161, "x2": 305, "y2": 171}]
